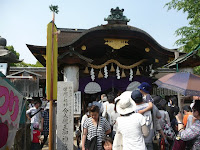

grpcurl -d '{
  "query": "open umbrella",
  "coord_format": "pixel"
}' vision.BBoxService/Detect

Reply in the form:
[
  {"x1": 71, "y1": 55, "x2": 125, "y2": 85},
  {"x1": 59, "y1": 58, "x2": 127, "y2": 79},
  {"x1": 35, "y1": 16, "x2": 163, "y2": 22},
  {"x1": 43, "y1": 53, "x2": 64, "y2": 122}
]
[{"x1": 155, "y1": 72, "x2": 200, "y2": 96}]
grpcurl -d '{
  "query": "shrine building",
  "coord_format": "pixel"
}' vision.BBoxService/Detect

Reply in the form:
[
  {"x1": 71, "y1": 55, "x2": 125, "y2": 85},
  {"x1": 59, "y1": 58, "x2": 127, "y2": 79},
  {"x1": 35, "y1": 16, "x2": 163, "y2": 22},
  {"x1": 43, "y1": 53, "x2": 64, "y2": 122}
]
[{"x1": 27, "y1": 7, "x2": 192, "y2": 109}]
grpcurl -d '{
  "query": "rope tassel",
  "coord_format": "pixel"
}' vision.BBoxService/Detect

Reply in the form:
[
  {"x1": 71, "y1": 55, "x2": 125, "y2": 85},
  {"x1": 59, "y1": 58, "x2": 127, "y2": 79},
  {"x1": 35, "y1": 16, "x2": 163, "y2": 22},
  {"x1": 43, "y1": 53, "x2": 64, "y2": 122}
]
[
  {"x1": 110, "y1": 63, "x2": 115, "y2": 72},
  {"x1": 98, "y1": 69, "x2": 103, "y2": 78},
  {"x1": 136, "y1": 67, "x2": 141, "y2": 75},
  {"x1": 121, "y1": 69, "x2": 126, "y2": 78},
  {"x1": 83, "y1": 67, "x2": 89, "y2": 74}
]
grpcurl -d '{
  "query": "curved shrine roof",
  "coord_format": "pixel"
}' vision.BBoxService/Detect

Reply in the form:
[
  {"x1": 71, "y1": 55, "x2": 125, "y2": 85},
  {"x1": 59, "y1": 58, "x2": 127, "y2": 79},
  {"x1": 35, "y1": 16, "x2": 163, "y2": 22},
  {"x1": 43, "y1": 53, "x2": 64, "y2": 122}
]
[{"x1": 27, "y1": 23, "x2": 182, "y2": 68}]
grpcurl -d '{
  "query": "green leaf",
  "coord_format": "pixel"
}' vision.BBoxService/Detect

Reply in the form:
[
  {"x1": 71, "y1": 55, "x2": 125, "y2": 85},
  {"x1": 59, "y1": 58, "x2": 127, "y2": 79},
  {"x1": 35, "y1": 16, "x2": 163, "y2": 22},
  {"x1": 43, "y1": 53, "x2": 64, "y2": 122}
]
[{"x1": 49, "y1": 5, "x2": 59, "y2": 14}]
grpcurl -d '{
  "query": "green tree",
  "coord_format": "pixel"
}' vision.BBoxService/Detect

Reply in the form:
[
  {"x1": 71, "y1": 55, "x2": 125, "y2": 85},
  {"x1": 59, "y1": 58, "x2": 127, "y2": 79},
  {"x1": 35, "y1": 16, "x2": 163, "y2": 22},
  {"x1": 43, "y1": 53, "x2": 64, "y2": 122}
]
[
  {"x1": 6, "y1": 46, "x2": 20, "y2": 66},
  {"x1": 6, "y1": 45, "x2": 43, "y2": 67},
  {"x1": 165, "y1": 0, "x2": 200, "y2": 53},
  {"x1": 165, "y1": 0, "x2": 200, "y2": 74}
]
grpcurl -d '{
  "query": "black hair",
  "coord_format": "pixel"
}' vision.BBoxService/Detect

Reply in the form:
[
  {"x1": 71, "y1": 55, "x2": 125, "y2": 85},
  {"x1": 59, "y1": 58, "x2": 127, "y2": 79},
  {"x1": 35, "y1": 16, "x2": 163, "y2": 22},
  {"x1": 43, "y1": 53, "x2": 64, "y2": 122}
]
[
  {"x1": 155, "y1": 99, "x2": 167, "y2": 111},
  {"x1": 86, "y1": 106, "x2": 90, "y2": 113},
  {"x1": 182, "y1": 105, "x2": 192, "y2": 112},
  {"x1": 169, "y1": 96, "x2": 178, "y2": 106},
  {"x1": 33, "y1": 126, "x2": 39, "y2": 130},
  {"x1": 192, "y1": 100, "x2": 200, "y2": 114},
  {"x1": 153, "y1": 96, "x2": 162, "y2": 105},
  {"x1": 114, "y1": 99, "x2": 120, "y2": 113},
  {"x1": 133, "y1": 97, "x2": 143, "y2": 104},
  {"x1": 34, "y1": 99, "x2": 42, "y2": 105},
  {"x1": 89, "y1": 105, "x2": 100, "y2": 113},
  {"x1": 157, "y1": 103, "x2": 166, "y2": 111},
  {"x1": 107, "y1": 92, "x2": 116, "y2": 103},
  {"x1": 91, "y1": 94, "x2": 97, "y2": 102},
  {"x1": 102, "y1": 136, "x2": 113, "y2": 148},
  {"x1": 96, "y1": 94, "x2": 101, "y2": 101}
]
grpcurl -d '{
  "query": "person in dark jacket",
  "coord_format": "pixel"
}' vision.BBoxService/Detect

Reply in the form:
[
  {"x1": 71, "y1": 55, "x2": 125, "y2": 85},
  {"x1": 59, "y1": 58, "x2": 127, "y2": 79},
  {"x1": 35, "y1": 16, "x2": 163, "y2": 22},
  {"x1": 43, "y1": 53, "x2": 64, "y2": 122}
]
[{"x1": 167, "y1": 96, "x2": 179, "y2": 133}]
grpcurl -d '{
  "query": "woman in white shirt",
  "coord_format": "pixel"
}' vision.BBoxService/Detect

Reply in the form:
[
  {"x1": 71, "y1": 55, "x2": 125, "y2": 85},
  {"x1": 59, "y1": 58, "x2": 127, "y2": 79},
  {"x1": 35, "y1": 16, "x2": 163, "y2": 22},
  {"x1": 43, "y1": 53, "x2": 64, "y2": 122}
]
[{"x1": 114, "y1": 91, "x2": 149, "y2": 150}]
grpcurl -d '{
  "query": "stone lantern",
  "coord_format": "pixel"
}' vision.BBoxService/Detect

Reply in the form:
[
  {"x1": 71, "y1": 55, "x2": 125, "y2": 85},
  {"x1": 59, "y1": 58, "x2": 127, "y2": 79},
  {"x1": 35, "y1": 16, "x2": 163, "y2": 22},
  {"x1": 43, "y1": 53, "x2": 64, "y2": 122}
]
[{"x1": 0, "y1": 36, "x2": 22, "y2": 75}]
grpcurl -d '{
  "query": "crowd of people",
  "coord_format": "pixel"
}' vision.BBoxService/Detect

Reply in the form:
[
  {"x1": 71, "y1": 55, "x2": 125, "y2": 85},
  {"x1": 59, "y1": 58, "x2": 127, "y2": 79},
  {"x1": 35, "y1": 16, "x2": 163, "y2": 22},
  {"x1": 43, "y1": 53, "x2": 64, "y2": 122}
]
[
  {"x1": 25, "y1": 82, "x2": 200, "y2": 150},
  {"x1": 80, "y1": 82, "x2": 200, "y2": 150}
]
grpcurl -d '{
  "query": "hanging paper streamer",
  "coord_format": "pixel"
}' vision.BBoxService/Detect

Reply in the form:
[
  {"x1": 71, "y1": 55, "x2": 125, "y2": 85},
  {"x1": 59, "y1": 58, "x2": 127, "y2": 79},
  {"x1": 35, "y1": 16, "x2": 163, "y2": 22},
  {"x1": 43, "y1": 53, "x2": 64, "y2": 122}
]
[
  {"x1": 149, "y1": 64, "x2": 154, "y2": 77},
  {"x1": 90, "y1": 68, "x2": 95, "y2": 81},
  {"x1": 83, "y1": 67, "x2": 89, "y2": 74},
  {"x1": 110, "y1": 63, "x2": 115, "y2": 72},
  {"x1": 129, "y1": 69, "x2": 133, "y2": 81},
  {"x1": 136, "y1": 66, "x2": 141, "y2": 75},
  {"x1": 104, "y1": 66, "x2": 108, "y2": 78},
  {"x1": 121, "y1": 69, "x2": 126, "y2": 78},
  {"x1": 146, "y1": 66, "x2": 148, "y2": 72},
  {"x1": 149, "y1": 64, "x2": 153, "y2": 70},
  {"x1": 98, "y1": 69, "x2": 103, "y2": 78},
  {"x1": 116, "y1": 66, "x2": 120, "y2": 79}
]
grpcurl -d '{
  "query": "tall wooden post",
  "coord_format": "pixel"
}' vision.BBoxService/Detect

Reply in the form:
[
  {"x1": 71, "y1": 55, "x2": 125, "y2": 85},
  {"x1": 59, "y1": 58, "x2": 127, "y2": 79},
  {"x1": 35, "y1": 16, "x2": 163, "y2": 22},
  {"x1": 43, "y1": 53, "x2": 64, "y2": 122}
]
[
  {"x1": 46, "y1": 12, "x2": 58, "y2": 150},
  {"x1": 49, "y1": 12, "x2": 55, "y2": 150}
]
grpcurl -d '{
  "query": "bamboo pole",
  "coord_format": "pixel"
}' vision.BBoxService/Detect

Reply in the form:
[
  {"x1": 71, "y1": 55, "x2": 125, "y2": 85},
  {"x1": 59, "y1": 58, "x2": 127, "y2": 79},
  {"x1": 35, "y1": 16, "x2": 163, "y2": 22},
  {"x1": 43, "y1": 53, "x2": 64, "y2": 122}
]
[{"x1": 49, "y1": 12, "x2": 55, "y2": 150}]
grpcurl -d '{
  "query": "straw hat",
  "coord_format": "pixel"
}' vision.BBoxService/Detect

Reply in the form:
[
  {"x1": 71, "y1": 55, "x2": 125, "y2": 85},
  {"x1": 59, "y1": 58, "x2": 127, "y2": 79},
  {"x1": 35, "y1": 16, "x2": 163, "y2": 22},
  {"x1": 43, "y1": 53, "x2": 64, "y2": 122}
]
[{"x1": 115, "y1": 91, "x2": 136, "y2": 115}]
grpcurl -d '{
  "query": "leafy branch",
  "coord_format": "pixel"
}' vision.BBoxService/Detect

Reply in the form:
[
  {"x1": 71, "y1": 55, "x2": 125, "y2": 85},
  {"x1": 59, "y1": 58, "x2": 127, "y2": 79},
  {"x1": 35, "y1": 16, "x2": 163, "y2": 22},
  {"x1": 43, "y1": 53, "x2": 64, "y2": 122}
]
[{"x1": 49, "y1": 5, "x2": 59, "y2": 14}]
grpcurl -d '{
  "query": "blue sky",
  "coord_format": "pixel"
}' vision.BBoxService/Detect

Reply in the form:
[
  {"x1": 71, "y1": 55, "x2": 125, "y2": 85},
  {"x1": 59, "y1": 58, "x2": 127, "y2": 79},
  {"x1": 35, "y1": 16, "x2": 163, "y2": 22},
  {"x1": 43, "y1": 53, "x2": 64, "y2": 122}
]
[{"x1": 0, "y1": 0, "x2": 188, "y2": 64}]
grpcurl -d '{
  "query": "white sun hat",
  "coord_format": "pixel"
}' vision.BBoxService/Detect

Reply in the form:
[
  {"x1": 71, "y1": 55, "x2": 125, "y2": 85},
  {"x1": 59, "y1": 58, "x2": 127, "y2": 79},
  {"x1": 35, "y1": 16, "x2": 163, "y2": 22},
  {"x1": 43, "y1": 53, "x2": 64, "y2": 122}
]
[{"x1": 115, "y1": 91, "x2": 136, "y2": 115}]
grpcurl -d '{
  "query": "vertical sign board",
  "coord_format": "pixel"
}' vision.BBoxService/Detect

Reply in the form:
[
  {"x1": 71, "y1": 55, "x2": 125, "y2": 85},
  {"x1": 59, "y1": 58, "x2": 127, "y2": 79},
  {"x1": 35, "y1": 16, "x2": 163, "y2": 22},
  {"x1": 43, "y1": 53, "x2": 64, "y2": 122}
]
[
  {"x1": 39, "y1": 88, "x2": 43, "y2": 97},
  {"x1": 74, "y1": 91, "x2": 81, "y2": 115},
  {"x1": 0, "y1": 63, "x2": 8, "y2": 75},
  {"x1": 57, "y1": 81, "x2": 74, "y2": 150}
]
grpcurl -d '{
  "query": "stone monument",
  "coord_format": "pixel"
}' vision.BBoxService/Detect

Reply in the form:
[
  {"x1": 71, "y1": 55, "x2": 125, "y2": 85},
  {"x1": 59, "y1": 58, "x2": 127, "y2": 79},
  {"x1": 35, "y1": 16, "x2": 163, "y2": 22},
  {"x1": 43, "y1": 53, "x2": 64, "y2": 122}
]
[{"x1": 57, "y1": 81, "x2": 74, "y2": 150}]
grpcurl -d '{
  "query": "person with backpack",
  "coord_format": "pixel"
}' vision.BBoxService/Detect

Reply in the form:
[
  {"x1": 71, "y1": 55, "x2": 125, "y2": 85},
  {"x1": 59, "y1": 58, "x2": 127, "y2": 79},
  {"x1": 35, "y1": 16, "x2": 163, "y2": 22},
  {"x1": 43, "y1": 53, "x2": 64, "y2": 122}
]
[
  {"x1": 133, "y1": 90, "x2": 158, "y2": 150},
  {"x1": 156, "y1": 98, "x2": 174, "y2": 149},
  {"x1": 137, "y1": 84, "x2": 167, "y2": 147}
]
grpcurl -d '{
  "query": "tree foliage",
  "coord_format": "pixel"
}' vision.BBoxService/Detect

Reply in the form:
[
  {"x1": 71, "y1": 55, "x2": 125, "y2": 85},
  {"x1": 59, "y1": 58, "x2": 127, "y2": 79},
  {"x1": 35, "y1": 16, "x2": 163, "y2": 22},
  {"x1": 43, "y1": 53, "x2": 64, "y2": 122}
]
[
  {"x1": 165, "y1": 0, "x2": 200, "y2": 53},
  {"x1": 6, "y1": 45, "x2": 43, "y2": 67},
  {"x1": 6, "y1": 46, "x2": 20, "y2": 59},
  {"x1": 165, "y1": 0, "x2": 200, "y2": 74},
  {"x1": 49, "y1": 5, "x2": 59, "y2": 14}
]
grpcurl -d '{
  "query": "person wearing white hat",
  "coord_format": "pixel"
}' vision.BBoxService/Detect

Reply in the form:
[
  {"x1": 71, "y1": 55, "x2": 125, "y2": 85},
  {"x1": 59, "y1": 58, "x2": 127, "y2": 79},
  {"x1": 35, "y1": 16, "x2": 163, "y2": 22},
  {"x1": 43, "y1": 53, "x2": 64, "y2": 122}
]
[{"x1": 115, "y1": 91, "x2": 149, "y2": 150}]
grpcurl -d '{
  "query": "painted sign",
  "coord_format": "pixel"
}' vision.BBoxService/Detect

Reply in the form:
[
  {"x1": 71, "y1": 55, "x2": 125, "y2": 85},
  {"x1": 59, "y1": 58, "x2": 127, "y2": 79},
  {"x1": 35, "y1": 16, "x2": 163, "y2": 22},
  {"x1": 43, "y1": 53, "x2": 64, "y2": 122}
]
[
  {"x1": 0, "y1": 76, "x2": 23, "y2": 150},
  {"x1": 74, "y1": 91, "x2": 81, "y2": 115}
]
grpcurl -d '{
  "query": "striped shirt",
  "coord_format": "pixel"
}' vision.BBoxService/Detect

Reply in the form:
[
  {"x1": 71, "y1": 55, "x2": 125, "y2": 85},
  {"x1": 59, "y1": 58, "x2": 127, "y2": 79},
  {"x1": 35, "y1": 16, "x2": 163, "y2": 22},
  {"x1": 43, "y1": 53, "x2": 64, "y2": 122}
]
[
  {"x1": 83, "y1": 116, "x2": 111, "y2": 150},
  {"x1": 41, "y1": 110, "x2": 49, "y2": 136}
]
